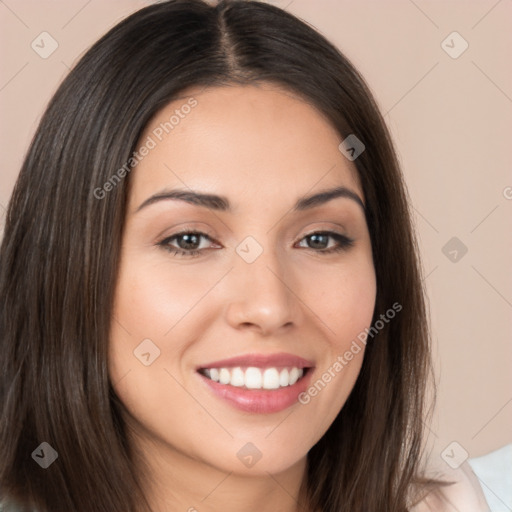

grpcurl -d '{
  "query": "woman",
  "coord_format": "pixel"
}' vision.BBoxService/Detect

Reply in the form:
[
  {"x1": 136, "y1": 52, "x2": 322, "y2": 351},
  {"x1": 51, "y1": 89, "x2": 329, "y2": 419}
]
[{"x1": 0, "y1": 1, "x2": 489, "y2": 511}]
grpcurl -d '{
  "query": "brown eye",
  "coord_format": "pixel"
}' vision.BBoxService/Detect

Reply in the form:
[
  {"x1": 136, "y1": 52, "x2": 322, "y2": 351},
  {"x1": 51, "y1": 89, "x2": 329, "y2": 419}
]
[
  {"x1": 158, "y1": 231, "x2": 214, "y2": 258},
  {"x1": 296, "y1": 231, "x2": 354, "y2": 254}
]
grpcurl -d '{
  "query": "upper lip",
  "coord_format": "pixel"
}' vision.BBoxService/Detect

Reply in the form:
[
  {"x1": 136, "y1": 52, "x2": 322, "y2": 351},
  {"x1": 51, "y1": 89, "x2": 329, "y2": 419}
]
[{"x1": 197, "y1": 352, "x2": 315, "y2": 370}]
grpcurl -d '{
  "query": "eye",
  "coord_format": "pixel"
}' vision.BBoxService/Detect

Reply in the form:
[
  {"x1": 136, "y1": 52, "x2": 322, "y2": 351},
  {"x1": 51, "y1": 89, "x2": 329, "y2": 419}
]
[
  {"x1": 157, "y1": 229, "x2": 354, "y2": 258},
  {"x1": 157, "y1": 230, "x2": 217, "y2": 258},
  {"x1": 295, "y1": 231, "x2": 354, "y2": 255}
]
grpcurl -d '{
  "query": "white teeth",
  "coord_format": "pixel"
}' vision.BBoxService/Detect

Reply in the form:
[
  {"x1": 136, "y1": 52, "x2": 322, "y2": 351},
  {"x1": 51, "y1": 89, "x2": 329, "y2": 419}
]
[
  {"x1": 245, "y1": 367, "x2": 263, "y2": 389},
  {"x1": 201, "y1": 366, "x2": 305, "y2": 389},
  {"x1": 263, "y1": 368, "x2": 280, "y2": 389},
  {"x1": 289, "y1": 367, "x2": 300, "y2": 385},
  {"x1": 219, "y1": 368, "x2": 230, "y2": 385},
  {"x1": 231, "y1": 367, "x2": 245, "y2": 387}
]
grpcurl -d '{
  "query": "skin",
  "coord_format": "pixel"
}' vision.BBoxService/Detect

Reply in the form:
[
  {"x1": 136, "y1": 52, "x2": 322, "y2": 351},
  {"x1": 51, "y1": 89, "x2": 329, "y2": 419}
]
[{"x1": 108, "y1": 83, "x2": 377, "y2": 512}]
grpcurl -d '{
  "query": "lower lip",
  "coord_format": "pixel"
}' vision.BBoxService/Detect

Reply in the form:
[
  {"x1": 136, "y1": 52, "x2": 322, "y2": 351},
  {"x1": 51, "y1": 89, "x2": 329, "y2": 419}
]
[{"x1": 198, "y1": 370, "x2": 313, "y2": 414}]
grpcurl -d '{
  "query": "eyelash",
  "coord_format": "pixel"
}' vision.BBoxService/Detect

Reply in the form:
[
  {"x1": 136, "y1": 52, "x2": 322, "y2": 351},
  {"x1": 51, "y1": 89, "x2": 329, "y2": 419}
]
[{"x1": 157, "y1": 229, "x2": 354, "y2": 258}]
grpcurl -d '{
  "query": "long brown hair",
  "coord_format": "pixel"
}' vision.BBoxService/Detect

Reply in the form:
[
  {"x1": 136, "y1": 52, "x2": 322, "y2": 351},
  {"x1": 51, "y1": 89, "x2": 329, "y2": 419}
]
[{"x1": 0, "y1": 1, "x2": 435, "y2": 510}]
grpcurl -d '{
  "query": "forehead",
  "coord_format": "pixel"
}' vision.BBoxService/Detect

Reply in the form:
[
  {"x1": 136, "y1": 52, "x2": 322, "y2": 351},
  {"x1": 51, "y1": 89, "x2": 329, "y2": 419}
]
[{"x1": 129, "y1": 83, "x2": 363, "y2": 210}]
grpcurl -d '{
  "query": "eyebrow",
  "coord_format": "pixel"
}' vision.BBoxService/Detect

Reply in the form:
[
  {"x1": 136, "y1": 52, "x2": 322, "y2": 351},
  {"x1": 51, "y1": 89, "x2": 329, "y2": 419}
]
[{"x1": 135, "y1": 185, "x2": 365, "y2": 214}]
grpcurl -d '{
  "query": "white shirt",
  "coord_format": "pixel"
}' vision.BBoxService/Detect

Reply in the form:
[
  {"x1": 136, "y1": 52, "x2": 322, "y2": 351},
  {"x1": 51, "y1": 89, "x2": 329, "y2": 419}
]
[{"x1": 411, "y1": 460, "x2": 491, "y2": 511}]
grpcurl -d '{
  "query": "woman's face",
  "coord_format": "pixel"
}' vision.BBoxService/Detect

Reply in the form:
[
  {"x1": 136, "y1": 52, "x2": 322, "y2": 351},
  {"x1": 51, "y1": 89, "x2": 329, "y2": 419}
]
[{"x1": 109, "y1": 83, "x2": 376, "y2": 477}]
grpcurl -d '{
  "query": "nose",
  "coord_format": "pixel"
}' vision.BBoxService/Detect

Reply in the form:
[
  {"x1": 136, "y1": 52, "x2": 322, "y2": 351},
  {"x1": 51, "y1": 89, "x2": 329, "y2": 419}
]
[{"x1": 223, "y1": 245, "x2": 302, "y2": 336}]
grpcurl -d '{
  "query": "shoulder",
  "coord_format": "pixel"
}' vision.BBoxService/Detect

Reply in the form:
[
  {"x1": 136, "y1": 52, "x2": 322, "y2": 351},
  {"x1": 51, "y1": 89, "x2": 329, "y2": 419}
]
[{"x1": 410, "y1": 460, "x2": 490, "y2": 512}]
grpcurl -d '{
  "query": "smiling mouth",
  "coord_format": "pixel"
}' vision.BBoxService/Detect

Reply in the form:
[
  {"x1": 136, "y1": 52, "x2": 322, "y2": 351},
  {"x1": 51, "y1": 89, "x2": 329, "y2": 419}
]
[{"x1": 198, "y1": 366, "x2": 310, "y2": 390}]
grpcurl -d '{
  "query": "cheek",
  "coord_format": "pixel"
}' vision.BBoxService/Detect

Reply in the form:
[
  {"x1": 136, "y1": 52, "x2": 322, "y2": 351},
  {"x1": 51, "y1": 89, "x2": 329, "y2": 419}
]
[
  {"x1": 295, "y1": 254, "x2": 376, "y2": 427},
  {"x1": 107, "y1": 256, "x2": 195, "y2": 399},
  {"x1": 305, "y1": 253, "x2": 377, "y2": 346},
  {"x1": 112, "y1": 255, "x2": 215, "y2": 338},
  {"x1": 108, "y1": 253, "x2": 229, "y2": 412}
]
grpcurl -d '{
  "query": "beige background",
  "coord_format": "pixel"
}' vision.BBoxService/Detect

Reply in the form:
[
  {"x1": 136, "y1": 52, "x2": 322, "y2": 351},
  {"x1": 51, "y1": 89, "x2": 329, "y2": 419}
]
[{"x1": 1, "y1": 0, "x2": 511, "y2": 464}]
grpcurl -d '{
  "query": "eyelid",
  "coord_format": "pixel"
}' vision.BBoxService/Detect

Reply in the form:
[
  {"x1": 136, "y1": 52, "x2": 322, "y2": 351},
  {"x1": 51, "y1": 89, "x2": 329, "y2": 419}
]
[{"x1": 159, "y1": 229, "x2": 219, "y2": 248}]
